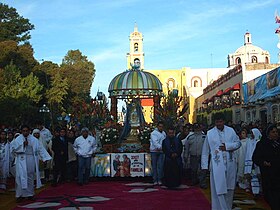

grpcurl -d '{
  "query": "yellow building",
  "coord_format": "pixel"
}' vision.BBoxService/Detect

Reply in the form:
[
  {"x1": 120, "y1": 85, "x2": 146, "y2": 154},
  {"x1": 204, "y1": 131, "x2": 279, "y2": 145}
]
[{"x1": 126, "y1": 25, "x2": 188, "y2": 123}]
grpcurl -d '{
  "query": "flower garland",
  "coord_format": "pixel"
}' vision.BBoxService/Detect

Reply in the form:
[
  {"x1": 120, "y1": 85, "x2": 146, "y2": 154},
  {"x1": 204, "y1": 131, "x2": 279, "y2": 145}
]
[
  {"x1": 138, "y1": 126, "x2": 153, "y2": 144},
  {"x1": 100, "y1": 127, "x2": 119, "y2": 145}
]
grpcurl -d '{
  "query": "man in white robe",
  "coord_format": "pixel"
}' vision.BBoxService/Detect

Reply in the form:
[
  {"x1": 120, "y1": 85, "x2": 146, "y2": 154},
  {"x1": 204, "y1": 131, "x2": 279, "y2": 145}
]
[
  {"x1": 201, "y1": 113, "x2": 241, "y2": 210},
  {"x1": 10, "y1": 125, "x2": 51, "y2": 202}
]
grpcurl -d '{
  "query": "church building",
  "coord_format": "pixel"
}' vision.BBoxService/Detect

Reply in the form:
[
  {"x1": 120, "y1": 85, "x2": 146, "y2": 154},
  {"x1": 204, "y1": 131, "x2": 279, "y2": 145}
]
[{"x1": 124, "y1": 25, "x2": 279, "y2": 124}]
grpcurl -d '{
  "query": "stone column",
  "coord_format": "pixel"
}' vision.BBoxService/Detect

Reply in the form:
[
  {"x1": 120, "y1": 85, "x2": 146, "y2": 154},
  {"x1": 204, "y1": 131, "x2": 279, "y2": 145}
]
[{"x1": 110, "y1": 96, "x2": 117, "y2": 121}]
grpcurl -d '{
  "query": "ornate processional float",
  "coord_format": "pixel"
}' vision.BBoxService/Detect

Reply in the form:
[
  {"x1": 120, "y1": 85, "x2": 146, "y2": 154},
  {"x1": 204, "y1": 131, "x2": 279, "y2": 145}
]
[{"x1": 105, "y1": 64, "x2": 163, "y2": 153}]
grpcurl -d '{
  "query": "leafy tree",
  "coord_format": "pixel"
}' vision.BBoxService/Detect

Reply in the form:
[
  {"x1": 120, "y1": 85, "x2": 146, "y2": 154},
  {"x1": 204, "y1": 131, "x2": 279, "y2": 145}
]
[
  {"x1": 154, "y1": 88, "x2": 189, "y2": 129},
  {"x1": 0, "y1": 40, "x2": 37, "y2": 76},
  {"x1": 0, "y1": 96, "x2": 41, "y2": 127},
  {"x1": 0, "y1": 63, "x2": 43, "y2": 102},
  {"x1": 59, "y1": 50, "x2": 96, "y2": 122},
  {"x1": 33, "y1": 61, "x2": 59, "y2": 103},
  {"x1": 0, "y1": 3, "x2": 34, "y2": 43},
  {"x1": 46, "y1": 72, "x2": 69, "y2": 111},
  {"x1": 60, "y1": 50, "x2": 95, "y2": 97}
]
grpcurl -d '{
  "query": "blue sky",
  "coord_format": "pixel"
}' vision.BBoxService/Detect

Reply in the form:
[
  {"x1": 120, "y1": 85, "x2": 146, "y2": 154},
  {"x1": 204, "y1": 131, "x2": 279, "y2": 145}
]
[{"x1": 2, "y1": 0, "x2": 280, "y2": 97}]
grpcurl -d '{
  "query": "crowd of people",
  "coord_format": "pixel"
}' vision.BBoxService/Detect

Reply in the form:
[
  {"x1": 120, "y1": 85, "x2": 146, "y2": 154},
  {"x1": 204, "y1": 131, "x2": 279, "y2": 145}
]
[
  {"x1": 150, "y1": 113, "x2": 280, "y2": 210},
  {"x1": 0, "y1": 116, "x2": 280, "y2": 209},
  {"x1": 0, "y1": 121, "x2": 97, "y2": 203}
]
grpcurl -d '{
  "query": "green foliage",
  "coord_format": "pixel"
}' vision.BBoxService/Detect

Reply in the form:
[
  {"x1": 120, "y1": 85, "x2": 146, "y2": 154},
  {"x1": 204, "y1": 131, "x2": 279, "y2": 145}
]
[
  {"x1": 60, "y1": 50, "x2": 95, "y2": 97},
  {"x1": 46, "y1": 72, "x2": 69, "y2": 110},
  {"x1": 0, "y1": 3, "x2": 34, "y2": 43},
  {"x1": 155, "y1": 88, "x2": 189, "y2": 128},
  {"x1": 197, "y1": 113, "x2": 208, "y2": 125},
  {"x1": 0, "y1": 63, "x2": 43, "y2": 103},
  {"x1": 0, "y1": 97, "x2": 41, "y2": 126},
  {"x1": 90, "y1": 98, "x2": 111, "y2": 128},
  {"x1": 211, "y1": 108, "x2": 233, "y2": 123},
  {"x1": 0, "y1": 5, "x2": 97, "y2": 128},
  {"x1": 0, "y1": 41, "x2": 37, "y2": 76}
]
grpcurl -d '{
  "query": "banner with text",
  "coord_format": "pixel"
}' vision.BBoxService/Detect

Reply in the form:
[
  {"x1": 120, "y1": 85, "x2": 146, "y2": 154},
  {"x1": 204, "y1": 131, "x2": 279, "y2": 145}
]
[{"x1": 110, "y1": 153, "x2": 145, "y2": 177}]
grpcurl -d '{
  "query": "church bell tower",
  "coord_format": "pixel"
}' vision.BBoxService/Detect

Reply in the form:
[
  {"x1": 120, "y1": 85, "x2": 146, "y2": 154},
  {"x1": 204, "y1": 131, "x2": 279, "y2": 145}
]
[{"x1": 126, "y1": 23, "x2": 145, "y2": 69}]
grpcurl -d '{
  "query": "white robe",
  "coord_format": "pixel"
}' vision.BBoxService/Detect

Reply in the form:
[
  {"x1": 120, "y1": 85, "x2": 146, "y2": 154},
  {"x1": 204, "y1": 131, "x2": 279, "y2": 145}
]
[
  {"x1": 201, "y1": 125, "x2": 241, "y2": 210},
  {"x1": 10, "y1": 134, "x2": 51, "y2": 197},
  {"x1": 244, "y1": 128, "x2": 261, "y2": 194},
  {"x1": 0, "y1": 142, "x2": 10, "y2": 190},
  {"x1": 236, "y1": 138, "x2": 249, "y2": 189}
]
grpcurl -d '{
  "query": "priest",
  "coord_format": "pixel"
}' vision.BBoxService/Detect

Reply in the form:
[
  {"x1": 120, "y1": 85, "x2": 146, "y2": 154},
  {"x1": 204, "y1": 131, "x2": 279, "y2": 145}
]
[
  {"x1": 162, "y1": 126, "x2": 183, "y2": 188},
  {"x1": 201, "y1": 113, "x2": 241, "y2": 210},
  {"x1": 10, "y1": 125, "x2": 52, "y2": 202}
]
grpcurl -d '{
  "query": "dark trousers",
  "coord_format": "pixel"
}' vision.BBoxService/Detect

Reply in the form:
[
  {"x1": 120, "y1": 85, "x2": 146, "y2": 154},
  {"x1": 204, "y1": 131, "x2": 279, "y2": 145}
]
[
  {"x1": 67, "y1": 160, "x2": 77, "y2": 181},
  {"x1": 190, "y1": 155, "x2": 207, "y2": 188},
  {"x1": 53, "y1": 159, "x2": 67, "y2": 184},
  {"x1": 265, "y1": 189, "x2": 280, "y2": 210}
]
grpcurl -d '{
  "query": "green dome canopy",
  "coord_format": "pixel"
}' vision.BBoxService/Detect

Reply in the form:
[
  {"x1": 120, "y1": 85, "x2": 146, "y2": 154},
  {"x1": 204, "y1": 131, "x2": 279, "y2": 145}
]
[{"x1": 108, "y1": 69, "x2": 163, "y2": 98}]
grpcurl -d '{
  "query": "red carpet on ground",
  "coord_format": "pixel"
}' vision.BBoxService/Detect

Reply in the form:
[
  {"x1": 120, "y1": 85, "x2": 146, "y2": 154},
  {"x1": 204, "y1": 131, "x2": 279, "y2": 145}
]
[{"x1": 13, "y1": 181, "x2": 211, "y2": 210}]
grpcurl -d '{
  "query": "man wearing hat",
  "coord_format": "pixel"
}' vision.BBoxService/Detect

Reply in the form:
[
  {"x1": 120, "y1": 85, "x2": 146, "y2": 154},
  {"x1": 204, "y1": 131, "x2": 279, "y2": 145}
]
[{"x1": 73, "y1": 127, "x2": 97, "y2": 185}]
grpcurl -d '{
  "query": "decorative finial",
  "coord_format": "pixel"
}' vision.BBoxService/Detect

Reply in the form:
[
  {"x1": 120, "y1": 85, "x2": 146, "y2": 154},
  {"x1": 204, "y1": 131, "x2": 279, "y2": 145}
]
[{"x1": 134, "y1": 22, "x2": 138, "y2": 32}]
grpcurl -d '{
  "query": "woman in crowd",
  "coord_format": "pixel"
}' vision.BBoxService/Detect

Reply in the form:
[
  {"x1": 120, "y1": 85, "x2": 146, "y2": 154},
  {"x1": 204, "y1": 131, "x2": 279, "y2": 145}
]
[
  {"x1": 236, "y1": 128, "x2": 249, "y2": 190},
  {"x1": 253, "y1": 125, "x2": 280, "y2": 210},
  {"x1": 244, "y1": 128, "x2": 262, "y2": 195}
]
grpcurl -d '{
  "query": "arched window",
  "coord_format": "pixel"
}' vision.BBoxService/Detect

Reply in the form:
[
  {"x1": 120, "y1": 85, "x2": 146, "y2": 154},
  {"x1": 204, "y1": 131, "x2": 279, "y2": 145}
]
[
  {"x1": 235, "y1": 57, "x2": 241, "y2": 65},
  {"x1": 167, "y1": 78, "x2": 175, "y2": 89},
  {"x1": 251, "y1": 56, "x2": 258, "y2": 63},
  {"x1": 265, "y1": 56, "x2": 269, "y2": 64},
  {"x1": 134, "y1": 43, "x2": 138, "y2": 52},
  {"x1": 191, "y1": 76, "x2": 202, "y2": 87}
]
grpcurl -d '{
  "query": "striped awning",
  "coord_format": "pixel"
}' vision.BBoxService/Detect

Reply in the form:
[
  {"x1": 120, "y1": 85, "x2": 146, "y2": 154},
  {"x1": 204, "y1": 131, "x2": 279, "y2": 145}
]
[{"x1": 108, "y1": 70, "x2": 163, "y2": 98}]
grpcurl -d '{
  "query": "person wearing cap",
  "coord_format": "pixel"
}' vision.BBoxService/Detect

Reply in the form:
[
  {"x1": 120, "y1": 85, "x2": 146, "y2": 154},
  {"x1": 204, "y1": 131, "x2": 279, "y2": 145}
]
[
  {"x1": 184, "y1": 123, "x2": 207, "y2": 188},
  {"x1": 10, "y1": 125, "x2": 51, "y2": 202},
  {"x1": 73, "y1": 127, "x2": 97, "y2": 185},
  {"x1": 201, "y1": 113, "x2": 241, "y2": 210}
]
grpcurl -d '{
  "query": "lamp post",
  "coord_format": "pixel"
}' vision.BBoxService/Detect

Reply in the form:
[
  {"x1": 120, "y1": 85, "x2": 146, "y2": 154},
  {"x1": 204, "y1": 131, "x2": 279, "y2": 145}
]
[{"x1": 39, "y1": 104, "x2": 50, "y2": 125}]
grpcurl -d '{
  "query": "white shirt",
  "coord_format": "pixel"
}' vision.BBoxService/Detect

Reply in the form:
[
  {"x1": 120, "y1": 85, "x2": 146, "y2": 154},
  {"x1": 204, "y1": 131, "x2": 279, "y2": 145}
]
[
  {"x1": 150, "y1": 128, "x2": 166, "y2": 152},
  {"x1": 73, "y1": 135, "x2": 97, "y2": 157}
]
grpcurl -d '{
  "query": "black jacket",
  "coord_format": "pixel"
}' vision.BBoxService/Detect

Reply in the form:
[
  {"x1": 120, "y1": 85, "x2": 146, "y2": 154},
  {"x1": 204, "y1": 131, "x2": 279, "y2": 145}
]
[
  {"x1": 253, "y1": 139, "x2": 280, "y2": 191},
  {"x1": 52, "y1": 136, "x2": 68, "y2": 162}
]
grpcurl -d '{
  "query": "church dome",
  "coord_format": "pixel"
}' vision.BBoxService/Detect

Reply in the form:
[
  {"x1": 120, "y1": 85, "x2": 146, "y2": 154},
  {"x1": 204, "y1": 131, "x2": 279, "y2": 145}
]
[
  {"x1": 227, "y1": 32, "x2": 270, "y2": 67},
  {"x1": 108, "y1": 69, "x2": 163, "y2": 98},
  {"x1": 234, "y1": 45, "x2": 268, "y2": 55}
]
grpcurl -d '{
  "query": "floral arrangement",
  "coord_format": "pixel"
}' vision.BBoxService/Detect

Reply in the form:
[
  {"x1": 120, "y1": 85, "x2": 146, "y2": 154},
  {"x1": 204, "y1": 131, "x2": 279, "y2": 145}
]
[
  {"x1": 100, "y1": 127, "x2": 119, "y2": 145},
  {"x1": 138, "y1": 126, "x2": 153, "y2": 144}
]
